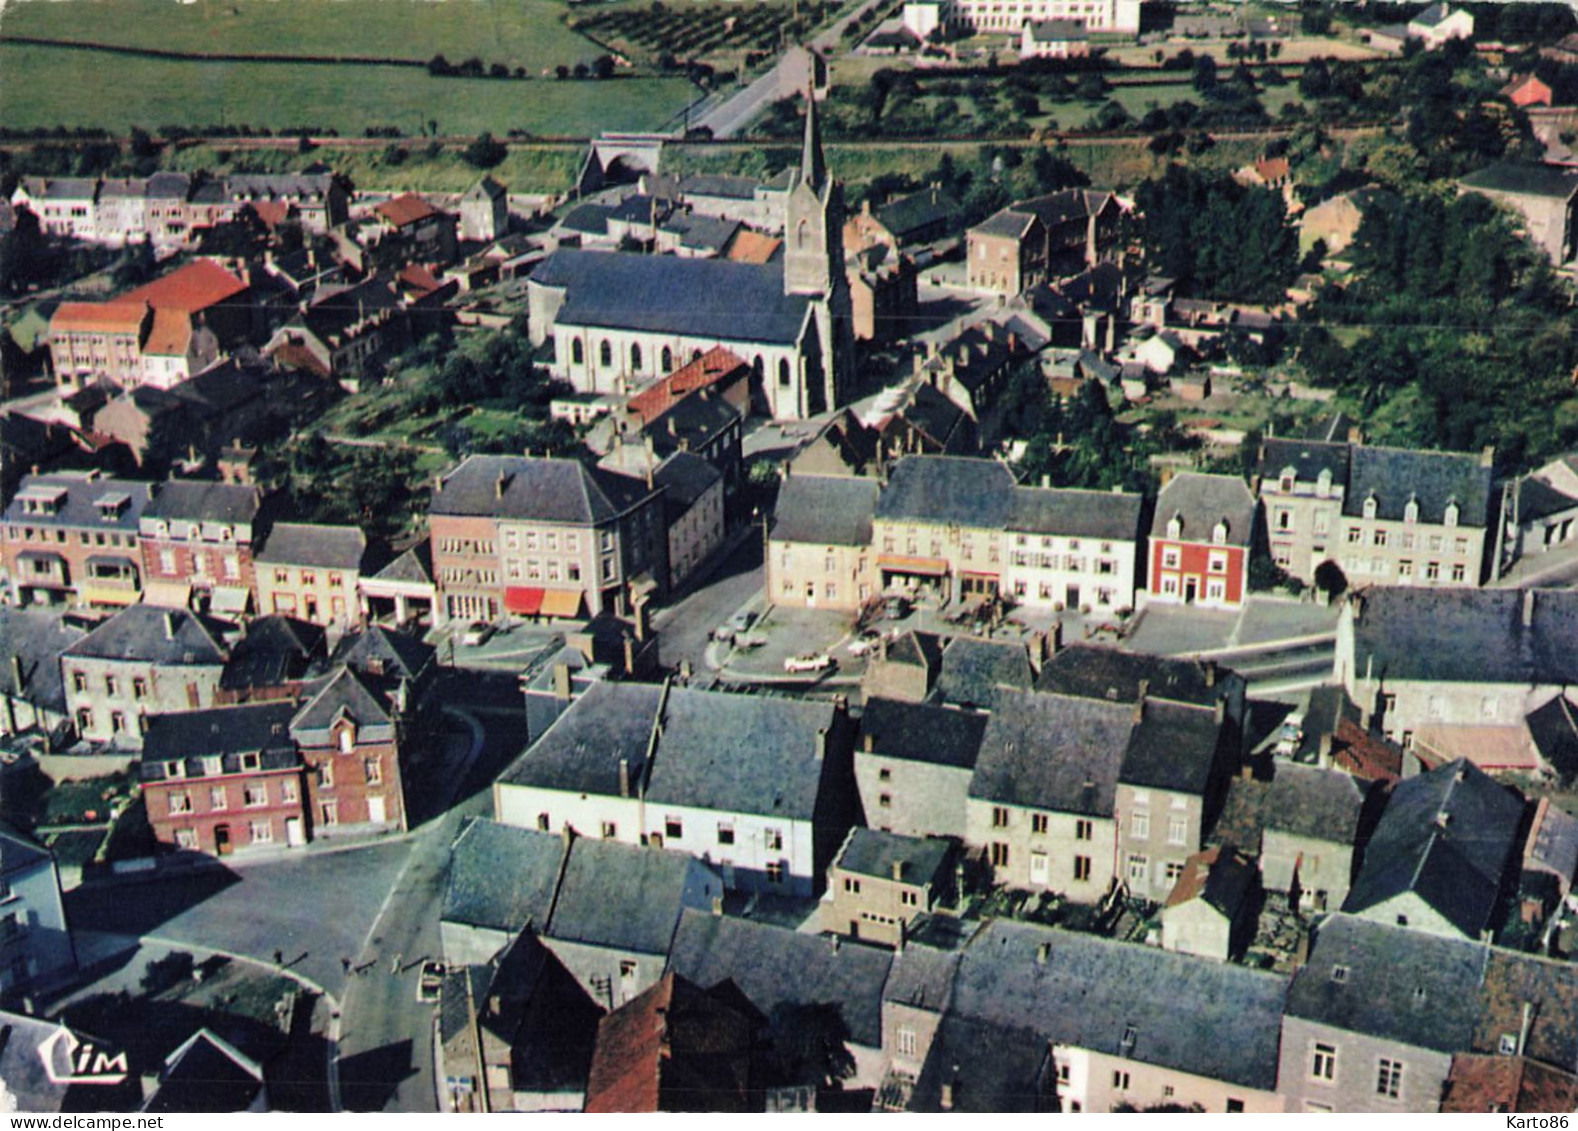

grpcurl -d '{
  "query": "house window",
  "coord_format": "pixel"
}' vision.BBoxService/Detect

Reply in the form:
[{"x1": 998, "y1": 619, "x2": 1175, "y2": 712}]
[
  {"x1": 572, "y1": 339, "x2": 584, "y2": 365},
  {"x1": 169, "y1": 792, "x2": 192, "y2": 814},
  {"x1": 778, "y1": 359, "x2": 792, "y2": 387},
  {"x1": 989, "y1": 842, "x2": 1009, "y2": 867},
  {"x1": 281, "y1": 780, "x2": 298, "y2": 804},
  {"x1": 844, "y1": 877, "x2": 861, "y2": 894},
  {"x1": 1167, "y1": 814, "x2": 1188, "y2": 846},
  {"x1": 133, "y1": 677, "x2": 147, "y2": 700},
  {"x1": 72, "y1": 671, "x2": 88, "y2": 693},
  {"x1": 1499, "y1": 1033, "x2": 1519, "y2": 1056},
  {"x1": 665, "y1": 816, "x2": 684, "y2": 840},
  {"x1": 1346, "y1": 527, "x2": 1362, "y2": 544},
  {"x1": 244, "y1": 784, "x2": 268, "y2": 808},
  {"x1": 1162, "y1": 547, "x2": 1180, "y2": 570},
  {"x1": 661, "y1": 347, "x2": 673, "y2": 371},
  {"x1": 631, "y1": 343, "x2": 642, "y2": 371},
  {"x1": 1425, "y1": 561, "x2": 1440, "y2": 581},
  {"x1": 992, "y1": 806, "x2": 1010, "y2": 828},
  {"x1": 251, "y1": 820, "x2": 273, "y2": 843},
  {"x1": 601, "y1": 821, "x2": 617, "y2": 839},
  {"x1": 1075, "y1": 819, "x2": 1093, "y2": 841},
  {"x1": 1226, "y1": 1099, "x2": 1244, "y2": 1113},
  {"x1": 1126, "y1": 854, "x2": 1148, "y2": 883},
  {"x1": 765, "y1": 828, "x2": 783, "y2": 850},
  {"x1": 766, "y1": 861, "x2": 785, "y2": 884},
  {"x1": 318, "y1": 761, "x2": 334, "y2": 787},
  {"x1": 1311, "y1": 1042, "x2": 1337, "y2": 1081},
  {"x1": 1451, "y1": 562, "x2": 1466, "y2": 582},
  {"x1": 897, "y1": 1028, "x2": 917, "y2": 1057},
  {"x1": 1113, "y1": 1070, "x2": 1130, "y2": 1092},
  {"x1": 210, "y1": 786, "x2": 227, "y2": 809},
  {"x1": 1031, "y1": 813, "x2": 1049, "y2": 835},
  {"x1": 110, "y1": 711, "x2": 126, "y2": 734},
  {"x1": 105, "y1": 675, "x2": 119, "y2": 697},
  {"x1": 175, "y1": 828, "x2": 199, "y2": 850},
  {"x1": 1208, "y1": 551, "x2": 1227, "y2": 574},
  {"x1": 1373, "y1": 530, "x2": 1388, "y2": 547},
  {"x1": 879, "y1": 793, "x2": 892, "y2": 808},
  {"x1": 717, "y1": 823, "x2": 735, "y2": 846},
  {"x1": 320, "y1": 801, "x2": 338, "y2": 826},
  {"x1": 1073, "y1": 855, "x2": 1092, "y2": 881},
  {"x1": 599, "y1": 340, "x2": 612, "y2": 368},
  {"x1": 364, "y1": 757, "x2": 382, "y2": 784},
  {"x1": 1376, "y1": 1058, "x2": 1403, "y2": 1099},
  {"x1": 1130, "y1": 811, "x2": 1150, "y2": 839},
  {"x1": 901, "y1": 890, "x2": 918, "y2": 907}
]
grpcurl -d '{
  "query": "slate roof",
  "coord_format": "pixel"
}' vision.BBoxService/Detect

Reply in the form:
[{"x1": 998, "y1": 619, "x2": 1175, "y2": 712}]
[
  {"x1": 858, "y1": 697, "x2": 986, "y2": 770},
  {"x1": 970, "y1": 690, "x2": 1131, "y2": 815},
  {"x1": 0, "y1": 821, "x2": 53, "y2": 878},
  {"x1": 948, "y1": 920, "x2": 1289, "y2": 1091},
  {"x1": 1165, "y1": 846, "x2": 1257, "y2": 914},
  {"x1": 1119, "y1": 700, "x2": 1225, "y2": 795},
  {"x1": 1515, "y1": 474, "x2": 1578, "y2": 523},
  {"x1": 647, "y1": 388, "x2": 740, "y2": 458},
  {"x1": 139, "y1": 702, "x2": 300, "y2": 780},
  {"x1": 1027, "y1": 19, "x2": 1088, "y2": 41},
  {"x1": 531, "y1": 249, "x2": 811, "y2": 345},
  {"x1": 771, "y1": 474, "x2": 878, "y2": 546},
  {"x1": 1264, "y1": 762, "x2": 1368, "y2": 843},
  {"x1": 63, "y1": 606, "x2": 227, "y2": 667},
  {"x1": 1287, "y1": 914, "x2": 1486, "y2": 1053},
  {"x1": 1347, "y1": 588, "x2": 1578, "y2": 685},
  {"x1": 653, "y1": 451, "x2": 721, "y2": 513},
  {"x1": 560, "y1": 203, "x2": 612, "y2": 237},
  {"x1": 498, "y1": 681, "x2": 663, "y2": 795},
  {"x1": 329, "y1": 625, "x2": 434, "y2": 684},
  {"x1": 972, "y1": 210, "x2": 1036, "y2": 240},
  {"x1": 1259, "y1": 437, "x2": 1350, "y2": 488},
  {"x1": 1460, "y1": 162, "x2": 1578, "y2": 201},
  {"x1": 442, "y1": 818, "x2": 566, "y2": 933},
  {"x1": 1036, "y1": 644, "x2": 1238, "y2": 708},
  {"x1": 257, "y1": 522, "x2": 367, "y2": 570},
  {"x1": 219, "y1": 616, "x2": 323, "y2": 692},
  {"x1": 1525, "y1": 695, "x2": 1578, "y2": 780},
  {"x1": 882, "y1": 629, "x2": 943, "y2": 672},
  {"x1": 666, "y1": 910, "x2": 893, "y2": 1048},
  {"x1": 908, "y1": 1013, "x2": 1052, "y2": 1112},
  {"x1": 1152, "y1": 472, "x2": 1256, "y2": 546},
  {"x1": 834, "y1": 827, "x2": 953, "y2": 884},
  {"x1": 432, "y1": 455, "x2": 656, "y2": 524},
  {"x1": 0, "y1": 606, "x2": 86, "y2": 716},
  {"x1": 935, "y1": 636, "x2": 1034, "y2": 711},
  {"x1": 1344, "y1": 444, "x2": 1493, "y2": 526},
  {"x1": 644, "y1": 687, "x2": 840, "y2": 822},
  {"x1": 1343, "y1": 759, "x2": 1525, "y2": 938},
  {"x1": 143, "y1": 480, "x2": 261, "y2": 526},
  {"x1": 146, "y1": 1029, "x2": 264, "y2": 1113},
  {"x1": 369, "y1": 542, "x2": 434, "y2": 586},
  {"x1": 875, "y1": 187, "x2": 960, "y2": 242},
  {"x1": 1413, "y1": 2, "x2": 1452, "y2": 27},
  {"x1": 679, "y1": 174, "x2": 761, "y2": 201},
  {"x1": 1472, "y1": 948, "x2": 1578, "y2": 1072},
  {"x1": 2, "y1": 472, "x2": 154, "y2": 532},
  {"x1": 290, "y1": 666, "x2": 394, "y2": 741},
  {"x1": 1007, "y1": 485, "x2": 1144, "y2": 540},
  {"x1": 548, "y1": 837, "x2": 711, "y2": 956}
]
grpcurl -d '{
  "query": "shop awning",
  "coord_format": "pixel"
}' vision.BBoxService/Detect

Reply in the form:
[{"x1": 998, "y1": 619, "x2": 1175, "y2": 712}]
[
  {"x1": 83, "y1": 584, "x2": 139, "y2": 607},
  {"x1": 541, "y1": 588, "x2": 585, "y2": 618},
  {"x1": 504, "y1": 586, "x2": 545, "y2": 615},
  {"x1": 211, "y1": 586, "x2": 251, "y2": 617},
  {"x1": 143, "y1": 581, "x2": 192, "y2": 608},
  {"x1": 877, "y1": 554, "x2": 950, "y2": 577}
]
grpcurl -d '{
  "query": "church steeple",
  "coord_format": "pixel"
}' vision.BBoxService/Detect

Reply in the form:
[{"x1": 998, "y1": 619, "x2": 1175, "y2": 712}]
[{"x1": 801, "y1": 87, "x2": 827, "y2": 196}]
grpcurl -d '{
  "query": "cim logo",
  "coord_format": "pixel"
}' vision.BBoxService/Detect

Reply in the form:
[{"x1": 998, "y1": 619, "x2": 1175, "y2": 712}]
[{"x1": 37, "y1": 1024, "x2": 130, "y2": 1085}]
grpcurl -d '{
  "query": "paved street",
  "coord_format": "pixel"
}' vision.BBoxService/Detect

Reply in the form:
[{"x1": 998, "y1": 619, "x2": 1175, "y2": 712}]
[{"x1": 653, "y1": 529, "x2": 766, "y2": 677}]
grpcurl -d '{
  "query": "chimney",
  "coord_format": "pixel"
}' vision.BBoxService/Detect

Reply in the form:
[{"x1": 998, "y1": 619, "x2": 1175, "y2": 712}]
[
  {"x1": 1523, "y1": 589, "x2": 1537, "y2": 628},
  {"x1": 552, "y1": 662, "x2": 572, "y2": 702},
  {"x1": 1203, "y1": 659, "x2": 1216, "y2": 688},
  {"x1": 1481, "y1": 445, "x2": 1496, "y2": 469},
  {"x1": 940, "y1": 1082, "x2": 956, "y2": 1112},
  {"x1": 561, "y1": 822, "x2": 575, "y2": 848},
  {"x1": 619, "y1": 757, "x2": 631, "y2": 798},
  {"x1": 1434, "y1": 810, "x2": 1452, "y2": 830},
  {"x1": 1048, "y1": 619, "x2": 1063, "y2": 655},
  {"x1": 1133, "y1": 678, "x2": 1149, "y2": 723},
  {"x1": 667, "y1": 416, "x2": 677, "y2": 436},
  {"x1": 831, "y1": 935, "x2": 841, "y2": 953},
  {"x1": 164, "y1": 610, "x2": 178, "y2": 640},
  {"x1": 633, "y1": 597, "x2": 651, "y2": 642},
  {"x1": 9, "y1": 654, "x2": 22, "y2": 692},
  {"x1": 1214, "y1": 697, "x2": 1225, "y2": 725},
  {"x1": 815, "y1": 727, "x2": 827, "y2": 762},
  {"x1": 494, "y1": 472, "x2": 508, "y2": 500},
  {"x1": 1519, "y1": 1001, "x2": 1536, "y2": 1056},
  {"x1": 711, "y1": 895, "x2": 724, "y2": 916},
  {"x1": 1035, "y1": 941, "x2": 1050, "y2": 965},
  {"x1": 891, "y1": 859, "x2": 905, "y2": 881},
  {"x1": 1318, "y1": 732, "x2": 1333, "y2": 768},
  {"x1": 623, "y1": 635, "x2": 636, "y2": 675},
  {"x1": 863, "y1": 730, "x2": 875, "y2": 752}
]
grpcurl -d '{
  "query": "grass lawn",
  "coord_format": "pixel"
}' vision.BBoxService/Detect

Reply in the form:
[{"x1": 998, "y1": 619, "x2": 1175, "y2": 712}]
[
  {"x1": 0, "y1": 0, "x2": 599, "y2": 73},
  {"x1": 0, "y1": 43, "x2": 694, "y2": 136},
  {"x1": 158, "y1": 141, "x2": 585, "y2": 193}
]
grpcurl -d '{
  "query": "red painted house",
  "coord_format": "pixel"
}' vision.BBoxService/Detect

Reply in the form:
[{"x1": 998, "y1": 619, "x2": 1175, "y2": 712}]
[
  {"x1": 1147, "y1": 472, "x2": 1257, "y2": 609},
  {"x1": 139, "y1": 481, "x2": 270, "y2": 617}
]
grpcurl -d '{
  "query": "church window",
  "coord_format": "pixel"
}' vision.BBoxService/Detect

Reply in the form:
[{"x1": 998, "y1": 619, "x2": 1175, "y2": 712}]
[
  {"x1": 779, "y1": 358, "x2": 792, "y2": 387},
  {"x1": 572, "y1": 338, "x2": 584, "y2": 365},
  {"x1": 631, "y1": 343, "x2": 642, "y2": 371},
  {"x1": 661, "y1": 346, "x2": 672, "y2": 371},
  {"x1": 599, "y1": 340, "x2": 612, "y2": 368},
  {"x1": 797, "y1": 219, "x2": 810, "y2": 248}
]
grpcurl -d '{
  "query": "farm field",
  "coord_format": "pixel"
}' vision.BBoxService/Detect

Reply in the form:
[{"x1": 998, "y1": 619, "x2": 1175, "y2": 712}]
[
  {"x1": 0, "y1": 0, "x2": 596, "y2": 72},
  {"x1": 0, "y1": 42, "x2": 695, "y2": 136}
]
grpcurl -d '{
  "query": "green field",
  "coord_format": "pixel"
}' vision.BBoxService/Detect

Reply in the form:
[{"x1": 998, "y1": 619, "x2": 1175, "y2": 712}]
[
  {"x1": 0, "y1": 0, "x2": 598, "y2": 72},
  {"x1": 0, "y1": 42, "x2": 694, "y2": 136}
]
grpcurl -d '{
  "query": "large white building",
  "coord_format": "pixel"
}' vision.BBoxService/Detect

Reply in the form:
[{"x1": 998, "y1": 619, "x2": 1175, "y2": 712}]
[
  {"x1": 528, "y1": 95, "x2": 854, "y2": 421},
  {"x1": 905, "y1": 0, "x2": 1141, "y2": 37}
]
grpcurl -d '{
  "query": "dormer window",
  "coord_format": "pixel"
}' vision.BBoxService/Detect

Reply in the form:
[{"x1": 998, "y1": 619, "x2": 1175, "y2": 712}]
[
  {"x1": 338, "y1": 721, "x2": 357, "y2": 753},
  {"x1": 1317, "y1": 469, "x2": 1333, "y2": 497},
  {"x1": 1362, "y1": 495, "x2": 1378, "y2": 520},
  {"x1": 1166, "y1": 514, "x2": 1182, "y2": 540},
  {"x1": 1404, "y1": 497, "x2": 1419, "y2": 524},
  {"x1": 1279, "y1": 470, "x2": 1295, "y2": 493},
  {"x1": 220, "y1": 527, "x2": 234, "y2": 543},
  {"x1": 1212, "y1": 520, "x2": 1228, "y2": 545},
  {"x1": 1444, "y1": 500, "x2": 1459, "y2": 527}
]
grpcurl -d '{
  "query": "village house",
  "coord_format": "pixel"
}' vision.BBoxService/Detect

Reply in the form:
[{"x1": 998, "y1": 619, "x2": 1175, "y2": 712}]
[
  {"x1": 767, "y1": 472, "x2": 880, "y2": 612},
  {"x1": 139, "y1": 480, "x2": 269, "y2": 617},
  {"x1": 61, "y1": 605, "x2": 229, "y2": 747},
  {"x1": 1158, "y1": 846, "x2": 1259, "y2": 962},
  {"x1": 1459, "y1": 162, "x2": 1578, "y2": 266},
  {"x1": 10, "y1": 177, "x2": 101, "y2": 241},
  {"x1": 966, "y1": 189, "x2": 1122, "y2": 298},
  {"x1": 1501, "y1": 73, "x2": 1554, "y2": 109},
  {"x1": 144, "y1": 1029, "x2": 269, "y2": 1113},
  {"x1": 1256, "y1": 437, "x2": 1496, "y2": 590},
  {"x1": 2, "y1": 471, "x2": 154, "y2": 608},
  {"x1": 492, "y1": 682, "x2": 858, "y2": 897},
  {"x1": 0, "y1": 607, "x2": 85, "y2": 747},
  {"x1": 255, "y1": 522, "x2": 372, "y2": 630},
  {"x1": 907, "y1": 0, "x2": 1140, "y2": 38},
  {"x1": 264, "y1": 275, "x2": 410, "y2": 391},
  {"x1": 1146, "y1": 472, "x2": 1256, "y2": 610},
  {"x1": 1019, "y1": 18, "x2": 1090, "y2": 58},
  {"x1": 460, "y1": 176, "x2": 510, "y2": 244},
  {"x1": 430, "y1": 455, "x2": 668, "y2": 623},
  {"x1": 827, "y1": 827, "x2": 956, "y2": 947},
  {"x1": 359, "y1": 542, "x2": 441, "y2": 630},
  {"x1": 1497, "y1": 451, "x2": 1578, "y2": 574},
  {"x1": 847, "y1": 243, "x2": 919, "y2": 344},
  {"x1": 1408, "y1": 2, "x2": 1474, "y2": 47},
  {"x1": 1334, "y1": 587, "x2": 1578, "y2": 775},
  {"x1": 855, "y1": 696, "x2": 987, "y2": 841},
  {"x1": 0, "y1": 821, "x2": 77, "y2": 996}
]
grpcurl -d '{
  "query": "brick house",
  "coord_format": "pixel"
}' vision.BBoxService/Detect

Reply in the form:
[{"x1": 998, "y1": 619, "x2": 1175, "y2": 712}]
[
  {"x1": 293, "y1": 665, "x2": 407, "y2": 837},
  {"x1": 967, "y1": 190, "x2": 1120, "y2": 298},
  {"x1": 61, "y1": 605, "x2": 229, "y2": 747},
  {"x1": 140, "y1": 480, "x2": 269, "y2": 616},
  {"x1": 827, "y1": 827, "x2": 955, "y2": 947},
  {"x1": 2, "y1": 472, "x2": 153, "y2": 608},
  {"x1": 1147, "y1": 472, "x2": 1256, "y2": 609},
  {"x1": 431, "y1": 455, "x2": 668, "y2": 622}
]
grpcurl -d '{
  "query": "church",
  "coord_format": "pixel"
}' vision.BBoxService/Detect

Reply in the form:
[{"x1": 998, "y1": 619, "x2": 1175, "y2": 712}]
[{"x1": 527, "y1": 93, "x2": 856, "y2": 421}]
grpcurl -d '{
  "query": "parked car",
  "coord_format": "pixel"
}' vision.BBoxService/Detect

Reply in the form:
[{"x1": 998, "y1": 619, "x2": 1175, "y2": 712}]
[
  {"x1": 784, "y1": 653, "x2": 835, "y2": 674},
  {"x1": 714, "y1": 610, "x2": 757, "y2": 644},
  {"x1": 1273, "y1": 714, "x2": 1305, "y2": 757},
  {"x1": 883, "y1": 593, "x2": 911, "y2": 619},
  {"x1": 847, "y1": 630, "x2": 881, "y2": 656},
  {"x1": 417, "y1": 961, "x2": 445, "y2": 1003},
  {"x1": 460, "y1": 622, "x2": 496, "y2": 647}
]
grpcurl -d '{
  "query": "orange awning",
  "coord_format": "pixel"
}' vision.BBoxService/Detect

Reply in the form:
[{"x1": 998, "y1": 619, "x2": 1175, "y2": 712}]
[
  {"x1": 505, "y1": 586, "x2": 545, "y2": 615},
  {"x1": 878, "y1": 554, "x2": 950, "y2": 576},
  {"x1": 541, "y1": 589, "x2": 585, "y2": 618}
]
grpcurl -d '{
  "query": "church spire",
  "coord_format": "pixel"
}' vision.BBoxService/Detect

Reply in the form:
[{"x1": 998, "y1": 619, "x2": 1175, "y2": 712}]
[{"x1": 801, "y1": 86, "x2": 826, "y2": 194}]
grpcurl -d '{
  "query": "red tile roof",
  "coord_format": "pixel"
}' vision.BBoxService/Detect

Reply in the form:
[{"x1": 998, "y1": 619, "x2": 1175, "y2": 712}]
[
  {"x1": 52, "y1": 301, "x2": 148, "y2": 334},
  {"x1": 250, "y1": 200, "x2": 292, "y2": 229},
  {"x1": 1444, "y1": 1055, "x2": 1578, "y2": 1113},
  {"x1": 398, "y1": 263, "x2": 444, "y2": 296},
  {"x1": 1256, "y1": 156, "x2": 1291, "y2": 183},
  {"x1": 142, "y1": 308, "x2": 193, "y2": 356},
  {"x1": 726, "y1": 229, "x2": 782, "y2": 264},
  {"x1": 375, "y1": 193, "x2": 439, "y2": 228},
  {"x1": 120, "y1": 259, "x2": 248, "y2": 314},
  {"x1": 625, "y1": 346, "x2": 748, "y2": 426}
]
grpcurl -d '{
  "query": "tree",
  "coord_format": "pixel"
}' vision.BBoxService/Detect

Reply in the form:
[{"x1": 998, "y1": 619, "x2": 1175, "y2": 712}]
[
  {"x1": 1192, "y1": 53, "x2": 1218, "y2": 94},
  {"x1": 464, "y1": 132, "x2": 507, "y2": 169},
  {"x1": 764, "y1": 1003, "x2": 856, "y2": 1091},
  {"x1": 592, "y1": 54, "x2": 615, "y2": 79}
]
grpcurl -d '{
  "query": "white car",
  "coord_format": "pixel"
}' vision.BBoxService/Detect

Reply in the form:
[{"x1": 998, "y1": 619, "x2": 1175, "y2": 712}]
[
  {"x1": 460, "y1": 622, "x2": 495, "y2": 647},
  {"x1": 784, "y1": 653, "x2": 835, "y2": 674}
]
